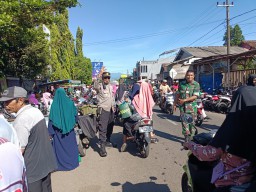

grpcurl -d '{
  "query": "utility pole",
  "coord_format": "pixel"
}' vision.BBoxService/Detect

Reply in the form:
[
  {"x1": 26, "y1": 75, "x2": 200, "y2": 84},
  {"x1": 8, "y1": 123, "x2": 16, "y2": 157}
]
[{"x1": 217, "y1": 0, "x2": 234, "y2": 89}]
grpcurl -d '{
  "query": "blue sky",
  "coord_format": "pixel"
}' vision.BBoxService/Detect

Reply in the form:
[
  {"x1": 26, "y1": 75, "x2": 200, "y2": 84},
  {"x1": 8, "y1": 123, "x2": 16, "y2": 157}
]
[{"x1": 68, "y1": 0, "x2": 256, "y2": 74}]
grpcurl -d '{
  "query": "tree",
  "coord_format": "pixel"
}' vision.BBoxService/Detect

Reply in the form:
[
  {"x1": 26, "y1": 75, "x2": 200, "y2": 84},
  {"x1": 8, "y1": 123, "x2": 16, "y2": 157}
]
[
  {"x1": 223, "y1": 24, "x2": 245, "y2": 46},
  {"x1": 73, "y1": 27, "x2": 92, "y2": 85},
  {"x1": 0, "y1": 0, "x2": 79, "y2": 84},
  {"x1": 50, "y1": 10, "x2": 76, "y2": 80}
]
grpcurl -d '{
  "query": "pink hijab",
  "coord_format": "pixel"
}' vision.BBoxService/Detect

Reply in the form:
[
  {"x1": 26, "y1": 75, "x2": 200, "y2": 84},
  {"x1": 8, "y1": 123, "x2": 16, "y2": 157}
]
[
  {"x1": 28, "y1": 94, "x2": 39, "y2": 105},
  {"x1": 112, "y1": 84, "x2": 117, "y2": 96},
  {"x1": 132, "y1": 82, "x2": 155, "y2": 118},
  {"x1": 42, "y1": 92, "x2": 52, "y2": 108}
]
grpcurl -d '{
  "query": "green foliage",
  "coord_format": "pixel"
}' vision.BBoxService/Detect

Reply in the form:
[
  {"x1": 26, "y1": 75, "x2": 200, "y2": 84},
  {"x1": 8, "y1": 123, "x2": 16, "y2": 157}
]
[
  {"x1": 73, "y1": 27, "x2": 92, "y2": 85},
  {"x1": 237, "y1": 58, "x2": 256, "y2": 70},
  {"x1": 223, "y1": 24, "x2": 245, "y2": 46},
  {"x1": 0, "y1": 0, "x2": 79, "y2": 81}
]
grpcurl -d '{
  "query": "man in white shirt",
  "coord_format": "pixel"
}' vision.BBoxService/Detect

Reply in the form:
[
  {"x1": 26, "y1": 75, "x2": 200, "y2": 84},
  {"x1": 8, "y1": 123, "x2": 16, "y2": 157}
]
[
  {"x1": 0, "y1": 86, "x2": 57, "y2": 192},
  {"x1": 159, "y1": 80, "x2": 171, "y2": 108}
]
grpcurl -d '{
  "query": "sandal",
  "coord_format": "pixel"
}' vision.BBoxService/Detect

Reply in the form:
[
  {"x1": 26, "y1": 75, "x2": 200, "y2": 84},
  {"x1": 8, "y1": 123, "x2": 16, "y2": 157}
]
[
  {"x1": 151, "y1": 138, "x2": 159, "y2": 143},
  {"x1": 120, "y1": 143, "x2": 127, "y2": 152}
]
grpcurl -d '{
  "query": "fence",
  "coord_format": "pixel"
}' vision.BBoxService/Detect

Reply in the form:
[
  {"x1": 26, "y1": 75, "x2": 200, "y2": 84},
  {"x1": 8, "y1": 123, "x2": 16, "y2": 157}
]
[{"x1": 223, "y1": 69, "x2": 256, "y2": 87}]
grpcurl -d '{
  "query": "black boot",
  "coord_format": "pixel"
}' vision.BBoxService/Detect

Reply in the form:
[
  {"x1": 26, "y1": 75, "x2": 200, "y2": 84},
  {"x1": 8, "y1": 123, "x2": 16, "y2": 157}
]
[
  {"x1": 106, "y1": 139, "x2": 117, "y2": 148},
  {"x1": 99, "y1": 142, "x2": 107, "y2": 157}
]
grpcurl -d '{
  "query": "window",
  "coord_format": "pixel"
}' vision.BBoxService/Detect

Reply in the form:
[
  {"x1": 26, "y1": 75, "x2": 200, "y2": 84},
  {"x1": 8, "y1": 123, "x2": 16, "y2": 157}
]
[{"x1": 140, "y1": 65, "x2": 148, "y2": 73}]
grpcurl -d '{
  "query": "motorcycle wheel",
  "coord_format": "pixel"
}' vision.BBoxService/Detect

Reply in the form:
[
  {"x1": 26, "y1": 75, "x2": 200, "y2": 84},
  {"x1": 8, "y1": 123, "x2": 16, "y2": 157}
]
[
  {"x1": 82, "y1": 137, "x2": 90, "y2": 149},
  {"x1": 78, "y1": 139, "x2": 86, "y2": 157},
  {"x1": 181, "y1": 172, "x2": 193, "y2": 192},
  {"x1": 141, "y1": 142, "x2": 149, "y2": 158},
  {"x1": 195, "y1": 115, "x2": 203, "y2": 126},
  {"x1": 217, "y1": 102, "x2": 227, "y2": 114},
  {"x1": 166, "y1": 105, "x2": 173, "y2": 115},
  {"x1": 156, "y1": 98, "x2": 161, "y2": 105}
]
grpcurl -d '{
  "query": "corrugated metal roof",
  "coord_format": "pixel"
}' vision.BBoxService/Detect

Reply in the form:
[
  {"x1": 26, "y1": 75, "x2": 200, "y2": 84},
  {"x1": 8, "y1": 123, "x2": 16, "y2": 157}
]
[
  {"x1": 181, "y1": 46, "x2": 248, "y2": 58},
  {"x1": 241, "y1": 40, "x2": 256, "y2": 49},
  {"x1": 170, "y1": 65, "x2": 191, "y2": 80}
]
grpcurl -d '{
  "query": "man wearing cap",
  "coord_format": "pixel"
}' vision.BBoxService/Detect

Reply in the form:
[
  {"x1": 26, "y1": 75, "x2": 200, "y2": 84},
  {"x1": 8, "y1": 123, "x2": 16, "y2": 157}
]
[
  {"x1": 159, "y1": 79, "x2": 171, "y2": 109},
  {"x1": 0, "y1": 86, "x2": 57, "y2": 192},
  {"x1": 94, "y1": 71, "x2": 116, "y2": 157}
]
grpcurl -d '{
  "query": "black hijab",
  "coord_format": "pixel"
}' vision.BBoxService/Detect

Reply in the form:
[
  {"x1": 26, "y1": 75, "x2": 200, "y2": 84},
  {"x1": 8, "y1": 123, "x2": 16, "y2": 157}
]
[
  {"x1": 210, "y1": 86, "x2": 256, "y2": 162},
  {"x1": 129, "y1": 83, "x2": 140, "y2": 101},
  {"x1": 116, "y1": 84, "x2": 126, "y2": 102},
  {"x1": 247, "y1": 74, "x2": 256, "y2": 86}
]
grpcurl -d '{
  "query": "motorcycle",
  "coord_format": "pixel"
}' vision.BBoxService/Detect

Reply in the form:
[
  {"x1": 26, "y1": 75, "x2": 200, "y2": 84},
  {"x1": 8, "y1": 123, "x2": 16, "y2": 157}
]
[
  {"x1": 127, "y1": 118, "x2": 153, "y2": 158},
  {"x1": 75, "y1": 105, "x2": 98, "y2": 157},
  {"x1": 216, "y1": 95, "x2": 232, "y2": 114},
  {"x1": 160, "y1": 92, "x2": 174, "y2": 114},
  {"x1": 181, "y1": 130, "x2": 217, "y2": 192},
  {"x1": 153, "y1": 89, "x2": 160, "y2": 105},
  {"x1": 195, "y1": 99, "x2": 204, "y2": 127},
  {"x1": 181, "y1": 130, "x2": 256, "y2": 192}
]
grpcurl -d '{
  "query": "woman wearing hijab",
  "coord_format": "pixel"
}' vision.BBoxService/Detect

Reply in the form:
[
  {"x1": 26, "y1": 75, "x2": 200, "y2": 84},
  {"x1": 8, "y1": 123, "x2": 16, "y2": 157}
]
[
  {"x1": 42, "y1": 92, "x2": 53, "y2": 113},
  {"x1": 120, "y1": 81, "x2": 157, "y2": 152},
  {"x1": 28, "y1": 93, "x2": 39, "y2": 107},
  {"x1": 116, "y1": 83, "x2": 126, "y2": 105},
  {"x1": 48, "y1": 88, "x2": 79, "y2": 171},
  {"x1": 247, "y1": 74, "x2": 256, "y2": 86},
  {"x1": 183, "y1": 85, "x2": 256, "y2": 191}
]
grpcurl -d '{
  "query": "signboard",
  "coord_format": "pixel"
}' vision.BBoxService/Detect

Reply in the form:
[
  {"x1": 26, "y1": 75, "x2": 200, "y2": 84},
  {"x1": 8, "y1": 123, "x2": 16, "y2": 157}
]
[
  {"x1": 169, "y1": 68, "x2": 177, "y2": 78},
  {"x1": 92, "y1": 62, "x2": 103, "y2": 79}
]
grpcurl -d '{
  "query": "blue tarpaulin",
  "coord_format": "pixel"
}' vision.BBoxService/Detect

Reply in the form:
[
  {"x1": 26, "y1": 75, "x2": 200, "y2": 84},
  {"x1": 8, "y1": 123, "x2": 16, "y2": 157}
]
[{"x1": 199, "y1": 73, "x2": 223, "y2": 94}]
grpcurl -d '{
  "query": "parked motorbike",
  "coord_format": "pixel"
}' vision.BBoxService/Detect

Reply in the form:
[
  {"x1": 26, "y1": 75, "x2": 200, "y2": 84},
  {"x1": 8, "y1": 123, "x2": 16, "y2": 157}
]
[
  {"x1": 128, "y1": 118, "x2": 153, "y2": 158},
  {"x1": 159, "y1": 92, "x2": 174, "y2": 114},
  {"x1": 195, "y1": 99, "x2": 204, "y2": 127},
  {"x1": 216, "y1": 95, "x2": 232, "y2": 114},
  {"x1": 202, "y1": 94, "x2": 220, "y2": 112}
]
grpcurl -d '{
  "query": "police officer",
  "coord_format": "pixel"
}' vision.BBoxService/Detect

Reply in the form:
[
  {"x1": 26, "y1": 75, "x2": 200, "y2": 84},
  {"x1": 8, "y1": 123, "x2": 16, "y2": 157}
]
[
  {"x1": 173, "y1": 70, "x2": 200, "y2": 142},
  {"x1": 94, "y1": 71, "x2": 116, "y2": 157}
]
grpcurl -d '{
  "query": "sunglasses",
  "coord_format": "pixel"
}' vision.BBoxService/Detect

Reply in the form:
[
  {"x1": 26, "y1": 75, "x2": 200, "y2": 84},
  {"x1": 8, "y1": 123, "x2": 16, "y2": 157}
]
[{"x1": 103, "y1": 77, "x2": 110, "y2": 79}]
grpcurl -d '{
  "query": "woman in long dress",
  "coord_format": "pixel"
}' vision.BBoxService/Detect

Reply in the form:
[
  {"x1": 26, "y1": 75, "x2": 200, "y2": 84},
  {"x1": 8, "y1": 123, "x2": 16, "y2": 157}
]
[{"x1": 48, "y1": 88, "x2": 79, "y2": 171}]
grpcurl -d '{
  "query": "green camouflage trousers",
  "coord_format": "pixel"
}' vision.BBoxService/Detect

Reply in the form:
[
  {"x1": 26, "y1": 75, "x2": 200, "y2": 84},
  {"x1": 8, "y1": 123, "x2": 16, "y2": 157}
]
[{"x1": 179, "y1": 103, "x2": 198, "y2": 136}]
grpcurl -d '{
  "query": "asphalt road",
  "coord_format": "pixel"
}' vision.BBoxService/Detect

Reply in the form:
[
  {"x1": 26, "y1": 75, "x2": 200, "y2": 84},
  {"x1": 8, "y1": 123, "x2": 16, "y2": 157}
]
[{"x1": 52, "y1": 107, "x2": 225, "y2": 192}]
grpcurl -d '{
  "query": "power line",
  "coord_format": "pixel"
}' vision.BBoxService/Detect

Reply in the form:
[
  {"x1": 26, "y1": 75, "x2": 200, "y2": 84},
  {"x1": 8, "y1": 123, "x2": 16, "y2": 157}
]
[
  {"x1": 196, "y1": 17, "x2": 256, "y2": 45},
  {"x1": 83, "y1": 19, "x2": 224, "y2": 46},
  {"x1": 83, "y1": 3, "x2": 221, "y2": 47},
  {"x1": 83, "y1": 8, "x2": 256, "y2": 47},
  {"x1": 158, "y1": 4, "x2": 219, "y2": 50},
  {"x1": 203, "y1": 31, "x2": 256, "y2": 46},
  {"x1": 187, "y1": 8, "x2": 256, "y2": 47}
]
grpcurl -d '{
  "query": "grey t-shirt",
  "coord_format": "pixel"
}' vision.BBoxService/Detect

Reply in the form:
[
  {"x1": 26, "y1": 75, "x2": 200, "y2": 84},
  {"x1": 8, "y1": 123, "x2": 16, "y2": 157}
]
[{"x1": 13, "y1": 105, "x2": 57, "y2": 183}]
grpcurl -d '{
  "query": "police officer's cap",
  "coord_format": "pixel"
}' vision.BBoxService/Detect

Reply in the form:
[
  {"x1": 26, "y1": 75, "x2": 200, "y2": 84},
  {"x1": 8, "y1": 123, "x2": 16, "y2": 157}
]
[{"x1": 102, "y1": 72, "x2": 111, "y2": 78}]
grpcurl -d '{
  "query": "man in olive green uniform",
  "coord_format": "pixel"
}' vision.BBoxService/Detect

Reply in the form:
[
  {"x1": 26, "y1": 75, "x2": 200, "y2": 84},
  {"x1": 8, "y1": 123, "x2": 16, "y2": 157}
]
[{"x1": 173, "y1": 70, "x2": 200, "y2": 141}]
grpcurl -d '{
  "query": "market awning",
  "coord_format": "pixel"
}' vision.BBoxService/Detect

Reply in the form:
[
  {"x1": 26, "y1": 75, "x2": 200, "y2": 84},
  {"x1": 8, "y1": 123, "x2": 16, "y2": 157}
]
[{"x1": 169, "y1": 64, "x2": 190, "y2": 80}]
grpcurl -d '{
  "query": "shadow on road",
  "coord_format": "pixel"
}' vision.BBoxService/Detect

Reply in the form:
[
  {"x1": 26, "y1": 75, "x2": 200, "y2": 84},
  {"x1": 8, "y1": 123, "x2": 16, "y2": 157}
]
[
  {"x1": 111, "y1": 176, "x2": 172, "y2": 192},
  {"x1": 154, "y1": 129, "x2": 184, "y2": 144},
  {"x1": 199, "y1": 123, "x2": 219, "y2": 131},
  {"x1": 153, "y1": 108, "x2": 180, "y2": 122}
]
